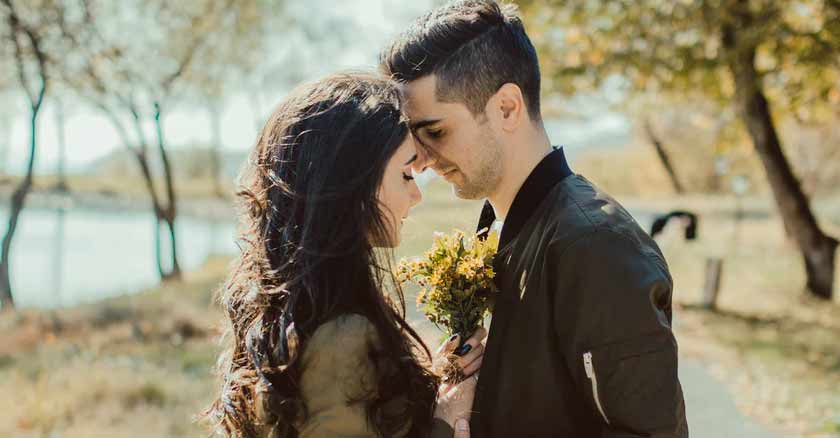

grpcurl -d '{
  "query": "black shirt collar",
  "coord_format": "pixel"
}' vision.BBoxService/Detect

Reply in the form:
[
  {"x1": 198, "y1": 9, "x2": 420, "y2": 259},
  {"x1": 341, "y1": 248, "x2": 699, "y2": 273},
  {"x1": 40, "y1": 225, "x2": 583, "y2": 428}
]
[{"x1": 477, "y1": 146, "x2": 573, "y2": 249}]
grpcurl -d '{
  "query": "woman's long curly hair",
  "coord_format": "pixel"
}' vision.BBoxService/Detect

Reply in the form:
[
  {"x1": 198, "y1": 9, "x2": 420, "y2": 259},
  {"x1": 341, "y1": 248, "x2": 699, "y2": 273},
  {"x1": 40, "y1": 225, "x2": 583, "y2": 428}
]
[{"x1": 203, "y1": 73, "x2": 439, "y2": 437}]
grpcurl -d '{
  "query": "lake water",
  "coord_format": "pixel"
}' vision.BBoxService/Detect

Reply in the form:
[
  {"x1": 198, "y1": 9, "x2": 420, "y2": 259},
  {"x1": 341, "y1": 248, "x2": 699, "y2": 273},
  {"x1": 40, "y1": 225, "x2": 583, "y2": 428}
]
[{"x1": 2, "y1": 206, "x2": 237, "y2": 309}]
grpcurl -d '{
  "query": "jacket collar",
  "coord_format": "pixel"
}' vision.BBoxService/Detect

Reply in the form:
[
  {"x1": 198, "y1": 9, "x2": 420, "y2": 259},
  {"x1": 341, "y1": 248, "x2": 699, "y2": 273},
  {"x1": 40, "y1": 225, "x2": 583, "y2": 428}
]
[{"x1": 477, "y1": 146, "x2": 573, "y2": 249}]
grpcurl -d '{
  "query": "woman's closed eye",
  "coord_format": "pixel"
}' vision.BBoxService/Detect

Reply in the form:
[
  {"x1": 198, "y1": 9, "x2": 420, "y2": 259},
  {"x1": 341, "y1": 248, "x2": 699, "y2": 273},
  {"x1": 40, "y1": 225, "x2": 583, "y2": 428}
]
[{"x1": 402, "y1": 172, "x2": 414, "y2": 181}]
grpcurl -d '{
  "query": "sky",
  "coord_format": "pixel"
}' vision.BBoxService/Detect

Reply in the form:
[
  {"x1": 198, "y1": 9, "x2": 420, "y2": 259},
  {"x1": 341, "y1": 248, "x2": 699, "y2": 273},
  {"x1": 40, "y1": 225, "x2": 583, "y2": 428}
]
[{"x1": 0, "y1": 0, "x2": 629, "y2": 176}]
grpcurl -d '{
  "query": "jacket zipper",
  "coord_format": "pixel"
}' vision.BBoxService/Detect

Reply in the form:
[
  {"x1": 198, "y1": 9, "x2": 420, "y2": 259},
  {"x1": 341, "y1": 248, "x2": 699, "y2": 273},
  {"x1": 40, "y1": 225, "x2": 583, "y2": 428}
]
[{"x1": 583, "y1": 351, "x2": 610, "y2": 424}]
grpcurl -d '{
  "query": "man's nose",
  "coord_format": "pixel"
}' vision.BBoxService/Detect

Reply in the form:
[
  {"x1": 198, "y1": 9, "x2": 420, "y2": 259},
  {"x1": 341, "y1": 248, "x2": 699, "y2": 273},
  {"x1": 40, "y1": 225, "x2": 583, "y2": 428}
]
[{"x1": 412, "y1": 143, "x2": 438, "y2": 173}]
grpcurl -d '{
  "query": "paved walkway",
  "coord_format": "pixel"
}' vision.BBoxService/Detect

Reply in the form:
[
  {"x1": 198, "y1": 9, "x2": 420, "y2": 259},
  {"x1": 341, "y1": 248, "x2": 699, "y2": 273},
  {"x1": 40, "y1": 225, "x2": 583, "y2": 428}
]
[{"x1": 681, "y1": 360, "x2": 778, "y2": 437}]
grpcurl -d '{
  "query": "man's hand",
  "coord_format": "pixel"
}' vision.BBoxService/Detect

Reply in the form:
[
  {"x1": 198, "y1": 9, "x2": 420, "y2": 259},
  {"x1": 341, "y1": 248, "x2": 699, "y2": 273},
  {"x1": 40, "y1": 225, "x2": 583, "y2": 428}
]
[{"x1": 433, "y1": 327, "x2": 487, "y2": 376}]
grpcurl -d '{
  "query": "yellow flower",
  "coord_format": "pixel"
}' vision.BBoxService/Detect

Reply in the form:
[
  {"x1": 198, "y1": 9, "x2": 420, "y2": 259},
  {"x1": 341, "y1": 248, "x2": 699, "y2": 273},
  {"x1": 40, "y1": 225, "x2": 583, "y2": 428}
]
[{"x1": 395, "y1": 230, "x2": 500, "y2": 346}]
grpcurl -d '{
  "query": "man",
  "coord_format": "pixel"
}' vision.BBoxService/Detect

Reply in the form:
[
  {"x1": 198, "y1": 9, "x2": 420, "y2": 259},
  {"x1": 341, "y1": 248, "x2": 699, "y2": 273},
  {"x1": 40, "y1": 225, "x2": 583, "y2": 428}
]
[{"x1": 380, "y1": 1, "x2": 689, "y2": 436}]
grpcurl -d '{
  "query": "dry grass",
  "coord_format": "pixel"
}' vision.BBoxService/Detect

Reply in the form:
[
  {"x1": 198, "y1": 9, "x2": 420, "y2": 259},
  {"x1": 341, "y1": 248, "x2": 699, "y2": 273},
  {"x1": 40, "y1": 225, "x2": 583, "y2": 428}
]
[{"x1": 0, "y1": 257, "x2": 230, "y2": 438}]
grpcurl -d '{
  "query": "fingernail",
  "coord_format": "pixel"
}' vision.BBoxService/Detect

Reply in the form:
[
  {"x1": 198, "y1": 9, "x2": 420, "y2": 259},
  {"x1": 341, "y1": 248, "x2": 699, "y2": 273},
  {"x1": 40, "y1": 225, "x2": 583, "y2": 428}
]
[
  {"x1": 448, "y1": 334, "x2": 460, "y2": 343},
  {"x1": 454, "y1": 343, "x2": 472, "y2": 356},
  {"x1": 456, "y1": 419, "x2": 469, "y2": 432}
]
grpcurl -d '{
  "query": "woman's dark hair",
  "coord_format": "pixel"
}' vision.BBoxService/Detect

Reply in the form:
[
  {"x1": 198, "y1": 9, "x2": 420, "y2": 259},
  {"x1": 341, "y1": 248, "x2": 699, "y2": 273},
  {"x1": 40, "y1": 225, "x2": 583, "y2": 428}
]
[
  {"x1": 380, "y1": 0, "x2": 542, "y2": 121},
  {"x1": 203, "y1": 72, "x2": 439, "y2": 438}
]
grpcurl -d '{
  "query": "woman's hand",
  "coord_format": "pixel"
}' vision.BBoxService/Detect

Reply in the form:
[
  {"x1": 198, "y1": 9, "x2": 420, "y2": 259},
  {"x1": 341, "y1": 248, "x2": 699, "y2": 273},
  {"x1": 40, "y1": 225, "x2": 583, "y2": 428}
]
[
  {"x1": 433, "y1": 328, "x2": 487, "y2": 377},
  {"x1": 434, "y1": 372, "x2": 478, "y2": 430},
  {"x1": 433, "y1": 328, "x2": 486, "y2": 435}
]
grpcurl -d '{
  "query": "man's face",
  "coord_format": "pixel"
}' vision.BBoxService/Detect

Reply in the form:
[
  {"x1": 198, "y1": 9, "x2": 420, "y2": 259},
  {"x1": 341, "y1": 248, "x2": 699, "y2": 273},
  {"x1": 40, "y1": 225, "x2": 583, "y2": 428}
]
[{"x1": 402, "y1": 75, "x2": 503, "y2": 200}]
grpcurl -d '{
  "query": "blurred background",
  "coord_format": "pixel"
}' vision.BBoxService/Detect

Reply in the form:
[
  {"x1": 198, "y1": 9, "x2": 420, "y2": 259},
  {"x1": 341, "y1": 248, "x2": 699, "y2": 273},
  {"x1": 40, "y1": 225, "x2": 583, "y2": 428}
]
[{"x1": 0, "y1": 0, "x2": 838, "y2": 436}]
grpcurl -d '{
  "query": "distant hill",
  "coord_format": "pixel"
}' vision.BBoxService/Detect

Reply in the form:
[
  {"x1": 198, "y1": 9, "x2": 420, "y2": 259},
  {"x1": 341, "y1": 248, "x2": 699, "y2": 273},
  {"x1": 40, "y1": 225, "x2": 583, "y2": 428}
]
[{"x1": 86, "y1": 146, "x2": 248, "y2": 180}]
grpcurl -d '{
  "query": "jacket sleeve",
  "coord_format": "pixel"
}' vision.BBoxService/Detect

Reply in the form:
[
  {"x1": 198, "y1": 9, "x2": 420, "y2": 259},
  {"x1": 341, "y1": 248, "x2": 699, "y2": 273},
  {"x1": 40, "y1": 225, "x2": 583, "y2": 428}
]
[{"x1": 549, "y1": 229, "x2": 688, "y2": 438}]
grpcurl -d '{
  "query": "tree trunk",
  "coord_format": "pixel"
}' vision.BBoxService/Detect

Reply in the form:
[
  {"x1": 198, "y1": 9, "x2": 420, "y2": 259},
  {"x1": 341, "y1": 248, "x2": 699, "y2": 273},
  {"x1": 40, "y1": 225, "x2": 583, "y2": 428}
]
[
  {"x1": 154, "y1": 103, "x2": 181, "y2": 280},
  {"x1": 208, "y1": 104, "x2": 225, "y2": 198},
  {"x1": 723, "y1": 4, "x2": 838, "y2": 299},
  {"x1": 2, "y1": 0, "x2": 49, "y2": 311},
  {"x1": 0, "y1": 110, "x2": 40, "y2": 311},
  {"x1": 161, "y1": 215, "x2": 181, "y2": 280},
  {"x1": 643, "y1": 119, "x2": 684, "y2": 194},
  {"x1": 101, "y1": 107, "x2": 170, "y2": 278},
  {"x1": 54, "y1": 99, "x2": 68, "y2": 192},
  {"x1": 124, "y1": 108, "x2": 175, "y2": 280},
  {"x1": 247, "y1": 89, "x2": 265, "y2": 132},
  {"x1": 52, "y1": 206, "x2": 66, "y2": 306},
  {"x1": 0, "y1": 115, "x2": 10, "y2": 175}
]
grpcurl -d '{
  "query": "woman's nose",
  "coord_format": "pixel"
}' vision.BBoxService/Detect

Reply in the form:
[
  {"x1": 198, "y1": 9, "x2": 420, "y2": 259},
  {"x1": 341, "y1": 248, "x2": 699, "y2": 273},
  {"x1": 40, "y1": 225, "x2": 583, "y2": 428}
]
[{"x1": 410, "y1": 181, "x2": 423, "y2": 207}]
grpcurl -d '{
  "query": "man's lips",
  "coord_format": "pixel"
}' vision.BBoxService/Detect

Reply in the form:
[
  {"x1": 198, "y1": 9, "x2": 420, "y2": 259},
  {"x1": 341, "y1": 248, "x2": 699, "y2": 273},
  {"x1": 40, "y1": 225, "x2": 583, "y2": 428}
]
[{"x1": 439, "y1": 168, "x2": 458, "y2": 178}]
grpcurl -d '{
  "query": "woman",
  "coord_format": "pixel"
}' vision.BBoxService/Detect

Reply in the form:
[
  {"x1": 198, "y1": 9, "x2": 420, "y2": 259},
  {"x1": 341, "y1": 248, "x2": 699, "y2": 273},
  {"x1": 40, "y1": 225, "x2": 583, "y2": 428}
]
[{"x1": 203, "y1": 73, "x2": 481, "y2": 438}]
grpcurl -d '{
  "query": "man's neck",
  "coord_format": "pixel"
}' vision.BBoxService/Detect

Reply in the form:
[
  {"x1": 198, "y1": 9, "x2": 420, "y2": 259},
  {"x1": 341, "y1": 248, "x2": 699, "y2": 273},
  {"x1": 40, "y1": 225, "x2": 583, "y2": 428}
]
[{"x1": 488, "y1": 131, "x2": 552, "y2": 221}]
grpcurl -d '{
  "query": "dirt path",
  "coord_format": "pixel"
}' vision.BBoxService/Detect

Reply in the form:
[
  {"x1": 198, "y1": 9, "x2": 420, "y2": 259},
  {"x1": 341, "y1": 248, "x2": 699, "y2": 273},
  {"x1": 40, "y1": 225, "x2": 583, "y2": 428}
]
[{"x1": 681, "y1": 359, "x2": 779, "y2": 437}]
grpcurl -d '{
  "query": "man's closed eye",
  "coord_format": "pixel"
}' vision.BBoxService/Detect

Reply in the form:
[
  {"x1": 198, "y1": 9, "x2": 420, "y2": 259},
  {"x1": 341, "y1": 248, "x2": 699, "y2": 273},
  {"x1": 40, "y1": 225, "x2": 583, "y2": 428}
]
[{"x1": 426, "y1": 129, "x2": 444, "y2": 139}]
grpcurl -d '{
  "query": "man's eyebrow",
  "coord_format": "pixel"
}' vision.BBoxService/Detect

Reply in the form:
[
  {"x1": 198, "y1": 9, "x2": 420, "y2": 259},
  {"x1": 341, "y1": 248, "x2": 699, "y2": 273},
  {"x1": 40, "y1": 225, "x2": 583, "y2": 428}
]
[
  {"x1": 404, "y1": 154, "x2": 418, "y2": 165},
  {"x1": 409, "y1": 118, "x2": 442, "y2": 131}
]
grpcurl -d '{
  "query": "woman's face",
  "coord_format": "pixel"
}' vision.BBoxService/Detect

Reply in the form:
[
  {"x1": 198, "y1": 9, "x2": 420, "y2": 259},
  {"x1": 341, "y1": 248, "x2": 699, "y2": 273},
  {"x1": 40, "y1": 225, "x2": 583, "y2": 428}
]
[{"x1": 375, "y1": 135, "x2": 423, "y2": 248}]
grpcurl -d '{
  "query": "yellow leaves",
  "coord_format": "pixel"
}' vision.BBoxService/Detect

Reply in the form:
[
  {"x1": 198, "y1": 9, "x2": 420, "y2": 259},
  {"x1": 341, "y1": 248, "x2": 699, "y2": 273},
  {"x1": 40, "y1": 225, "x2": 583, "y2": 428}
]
[
  {"x1": 587, "y1": 49, "x2": 605, "y2": 66},
  {"x1": 565, "y1": 51, "x2": 582, "y2": 68},
  {"x1": 565, "y1": 27, "x2": 583, "y2": 44},
  {"x1": 756, "y1": 46, "x2": 778, "y2": 72},
  {"x1": 829, "y1": 88, "x2": 840, "y2": 105}
]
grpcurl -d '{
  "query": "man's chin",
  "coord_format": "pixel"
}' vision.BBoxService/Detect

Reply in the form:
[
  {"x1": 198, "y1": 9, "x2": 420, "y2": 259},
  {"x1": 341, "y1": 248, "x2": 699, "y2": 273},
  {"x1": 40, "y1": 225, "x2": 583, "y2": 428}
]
[{"x1": 451, "y1": 183, "x2": 484, "y2": 200}]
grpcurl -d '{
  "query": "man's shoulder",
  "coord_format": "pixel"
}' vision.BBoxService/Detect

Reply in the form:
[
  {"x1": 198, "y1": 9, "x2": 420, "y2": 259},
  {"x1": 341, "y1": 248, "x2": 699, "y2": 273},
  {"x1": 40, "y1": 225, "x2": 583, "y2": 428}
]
[
  {"x1": 540, "y1": 175, "x2": 661, "y2": 259},
  {"x1": 541, "y1": 175, "x2": 636, "y2": 235}
]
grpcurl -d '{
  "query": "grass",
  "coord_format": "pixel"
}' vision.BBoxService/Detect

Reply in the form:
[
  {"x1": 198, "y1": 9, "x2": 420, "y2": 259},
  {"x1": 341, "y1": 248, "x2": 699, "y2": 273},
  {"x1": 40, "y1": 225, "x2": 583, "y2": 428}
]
[
  {"x1": 0, "y1": 256, "x2": 230, "y2": 438},
  {"x1": 2, "y1": 167, "x2": 840, "y2": 436}
]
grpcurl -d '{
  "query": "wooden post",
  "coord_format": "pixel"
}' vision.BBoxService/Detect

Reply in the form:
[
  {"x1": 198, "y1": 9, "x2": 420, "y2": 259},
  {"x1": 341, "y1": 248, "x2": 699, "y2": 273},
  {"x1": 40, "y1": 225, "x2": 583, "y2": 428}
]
[{"x1": 702, "y1": 257, "x2": 723, "y2": 310}]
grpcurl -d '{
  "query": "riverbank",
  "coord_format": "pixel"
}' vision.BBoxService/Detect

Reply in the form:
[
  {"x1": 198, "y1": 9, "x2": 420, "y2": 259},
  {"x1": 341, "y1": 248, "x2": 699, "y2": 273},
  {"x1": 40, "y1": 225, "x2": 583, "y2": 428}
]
[{"x1": 0, "y1": 175, "x2": 235, "y2": 221}]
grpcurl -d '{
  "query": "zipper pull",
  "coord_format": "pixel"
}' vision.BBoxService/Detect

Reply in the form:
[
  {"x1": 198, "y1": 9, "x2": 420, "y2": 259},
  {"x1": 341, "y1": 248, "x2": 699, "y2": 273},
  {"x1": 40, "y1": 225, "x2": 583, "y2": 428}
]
[
  {"x1": 583, "y1": 351, "x2": 594, "y2": 378},
  {"x1": 583, "y1": 351, "x2": 610, "y2": 425}
]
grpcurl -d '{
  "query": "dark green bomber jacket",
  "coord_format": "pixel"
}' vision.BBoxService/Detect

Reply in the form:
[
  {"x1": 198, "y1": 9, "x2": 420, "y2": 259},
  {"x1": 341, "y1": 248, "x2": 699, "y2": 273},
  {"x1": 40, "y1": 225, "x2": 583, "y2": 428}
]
[{"x1": 470, "y1": 147, "x2": 689, "y2": 438}]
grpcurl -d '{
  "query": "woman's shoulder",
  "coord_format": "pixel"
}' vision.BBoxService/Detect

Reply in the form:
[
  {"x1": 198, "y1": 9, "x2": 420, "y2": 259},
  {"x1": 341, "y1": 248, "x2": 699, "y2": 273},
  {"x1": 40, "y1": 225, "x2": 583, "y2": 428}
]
[
  {"x1": 309, "y1": 313, "x2": 378, "y2": 349},
  {"x1": 299, "y1": 313, "x2": 380, "y2": 416},
  {"x1": 302, "y1": 313, "x2": 380, "y2": 369}
]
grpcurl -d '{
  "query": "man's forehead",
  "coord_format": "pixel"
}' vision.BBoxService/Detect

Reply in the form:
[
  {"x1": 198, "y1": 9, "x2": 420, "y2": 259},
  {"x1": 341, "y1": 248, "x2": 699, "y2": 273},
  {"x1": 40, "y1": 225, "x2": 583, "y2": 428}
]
[
  {"x1": 401, "y1": 75, "x2": 439, "y2": 113},
  {"x1": 402, "y1": 75, "x2": 463, "y2": 128}
]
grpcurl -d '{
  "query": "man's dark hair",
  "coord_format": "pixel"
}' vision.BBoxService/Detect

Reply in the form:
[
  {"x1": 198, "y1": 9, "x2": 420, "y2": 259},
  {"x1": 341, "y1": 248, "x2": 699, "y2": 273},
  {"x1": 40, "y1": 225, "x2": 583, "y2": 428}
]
[{"x1": 380, "y1": 0, "x2": 542, "y2": 121}]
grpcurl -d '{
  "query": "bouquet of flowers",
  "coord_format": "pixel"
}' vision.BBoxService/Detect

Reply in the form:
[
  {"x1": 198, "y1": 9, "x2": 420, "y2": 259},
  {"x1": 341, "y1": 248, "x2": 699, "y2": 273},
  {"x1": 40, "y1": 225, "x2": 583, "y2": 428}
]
[{"x1": 396, "y1": 230, "x2": 499, "y2": 381}]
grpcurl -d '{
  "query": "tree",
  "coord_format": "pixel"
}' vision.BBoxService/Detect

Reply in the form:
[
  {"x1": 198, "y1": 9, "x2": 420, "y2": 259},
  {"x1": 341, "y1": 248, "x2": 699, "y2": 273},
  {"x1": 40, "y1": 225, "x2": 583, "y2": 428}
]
[
  {"x1": 0, "y1": 103, "x2": 11, "y2": 176},
  {"x1": 62, "y1": 0, "x2": 273, "y2": 281},
  {"x1": 184, "y1": 3, "x2": 270, "y2": 198},
  {"x1": 53, "y1": 95, "x2": 69, "y2": 191},
  {"x1": 0, "y1": 0, "x2": 54, "y2": 310},
  {"x1": 520, "y1": 0, "x2": 840, "y2": 300},
  {"x1": 643, "y1": 118, "x2": 684, "y2": 194},
  {"x1": 0, "y1": 58, "x2": 14, "y2": 177}
]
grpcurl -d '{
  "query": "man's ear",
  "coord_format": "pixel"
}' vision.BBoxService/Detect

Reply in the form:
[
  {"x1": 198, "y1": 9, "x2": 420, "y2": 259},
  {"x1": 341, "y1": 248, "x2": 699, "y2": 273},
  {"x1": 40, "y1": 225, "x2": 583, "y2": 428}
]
[{"x1": 486, "y1": 83, "x2": 525, "y2": 133}]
